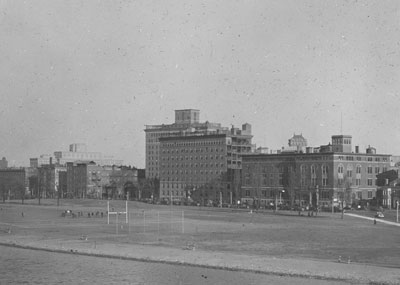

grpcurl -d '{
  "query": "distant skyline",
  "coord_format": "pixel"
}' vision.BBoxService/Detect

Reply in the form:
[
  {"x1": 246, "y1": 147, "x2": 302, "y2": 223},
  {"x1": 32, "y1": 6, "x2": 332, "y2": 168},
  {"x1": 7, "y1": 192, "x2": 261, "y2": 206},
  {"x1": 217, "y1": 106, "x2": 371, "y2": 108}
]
[{"x1": 1, "y1": 1, "x2": 400, "y2": 168}]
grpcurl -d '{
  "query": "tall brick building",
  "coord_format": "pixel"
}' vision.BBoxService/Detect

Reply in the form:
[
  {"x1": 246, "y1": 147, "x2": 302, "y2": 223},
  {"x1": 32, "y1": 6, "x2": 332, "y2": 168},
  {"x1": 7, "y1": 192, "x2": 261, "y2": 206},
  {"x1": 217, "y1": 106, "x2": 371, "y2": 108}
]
[
  {"x1": 145, "y1": 109, "x2": 226, "y2": 179},
  {"x1": 241, "y1": 135, "x2": 391, "y2": 209},
  {"x1": 158, "y1": 124, "x2": 253, "y2": 204}
]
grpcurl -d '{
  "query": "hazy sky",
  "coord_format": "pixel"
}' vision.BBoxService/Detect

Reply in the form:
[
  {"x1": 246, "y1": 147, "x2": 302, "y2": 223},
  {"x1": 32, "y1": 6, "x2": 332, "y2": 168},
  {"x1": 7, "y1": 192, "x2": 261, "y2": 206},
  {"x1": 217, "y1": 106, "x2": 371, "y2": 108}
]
[{"x1": 1, "y1": 0, "x2": 400, "y2": 168}]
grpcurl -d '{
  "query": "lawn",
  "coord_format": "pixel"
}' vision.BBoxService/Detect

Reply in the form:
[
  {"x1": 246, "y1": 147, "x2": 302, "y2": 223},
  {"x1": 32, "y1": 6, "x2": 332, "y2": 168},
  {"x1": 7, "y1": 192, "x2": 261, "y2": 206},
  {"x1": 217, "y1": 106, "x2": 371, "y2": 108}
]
[{"x1": 1, "y1": 199, "x2": 399, "y2": 268}]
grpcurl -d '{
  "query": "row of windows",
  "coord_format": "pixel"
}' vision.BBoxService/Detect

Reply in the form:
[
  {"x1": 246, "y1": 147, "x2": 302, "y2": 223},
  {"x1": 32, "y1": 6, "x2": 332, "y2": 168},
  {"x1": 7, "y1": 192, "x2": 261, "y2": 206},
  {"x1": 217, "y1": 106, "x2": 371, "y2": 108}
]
[
  {"x1": 332, "y1": 138, "x2": 351, "y2": 145},
  {"x1": 338, "y1": 165, "x2": 387, "y2": 175},
  {"x1": 162, "y1": 190, "x2": 185, "y2": 196},
  {"x1": 163, "y1": 141, "x2": 224, "y2": 148},
  {"x1": 162, "y1": 169, "x2": 224, "y2": 177},
  {"x1": 161, "y1": 162, "x2": 225, "y2": 169},
  {"x1": 338, "y1": 177, "x2": 376, "y2": 186},
  {"x1": 162, "y1": 147, "x2": 225, "y2": 154},
  {"x1": 337, "y1": 156, "x2": 388, "y2": 162},
  {"x1": 162, "y1": 155, "x2": 225, "y2": 161}
]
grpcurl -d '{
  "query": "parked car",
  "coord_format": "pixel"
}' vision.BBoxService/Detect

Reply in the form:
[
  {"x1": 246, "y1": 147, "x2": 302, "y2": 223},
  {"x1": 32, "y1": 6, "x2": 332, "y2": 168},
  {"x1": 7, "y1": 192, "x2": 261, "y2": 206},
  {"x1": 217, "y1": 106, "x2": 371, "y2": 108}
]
[{"x1": 375, "y1": 211, "x2": 384, "y2": 218}]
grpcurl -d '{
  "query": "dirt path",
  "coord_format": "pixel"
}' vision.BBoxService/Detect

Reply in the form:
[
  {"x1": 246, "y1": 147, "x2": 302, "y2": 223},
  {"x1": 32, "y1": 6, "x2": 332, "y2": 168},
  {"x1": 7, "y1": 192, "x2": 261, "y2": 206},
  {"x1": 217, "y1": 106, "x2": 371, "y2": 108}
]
[{"x1": 1, "y1": 235, "x2": 399, "y2": 285}]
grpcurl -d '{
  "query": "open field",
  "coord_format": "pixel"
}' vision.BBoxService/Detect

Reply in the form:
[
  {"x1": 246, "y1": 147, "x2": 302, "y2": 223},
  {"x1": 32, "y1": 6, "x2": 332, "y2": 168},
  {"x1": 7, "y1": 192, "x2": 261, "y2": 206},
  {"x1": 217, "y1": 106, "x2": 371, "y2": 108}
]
[{"x1": 1, "y1": 199, "x2": 400, "y2": 283}]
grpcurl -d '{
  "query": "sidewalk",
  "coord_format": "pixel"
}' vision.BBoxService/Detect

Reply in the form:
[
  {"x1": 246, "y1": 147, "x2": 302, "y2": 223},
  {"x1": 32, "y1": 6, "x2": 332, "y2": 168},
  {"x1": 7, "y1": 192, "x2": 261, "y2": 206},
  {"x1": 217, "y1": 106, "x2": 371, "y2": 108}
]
[
  {"x1": 345, "y1": 213, "x2": 400, "y2": 227},
  {"x1": 1, "y1": 234, "x2": 400, "y2": 285}
]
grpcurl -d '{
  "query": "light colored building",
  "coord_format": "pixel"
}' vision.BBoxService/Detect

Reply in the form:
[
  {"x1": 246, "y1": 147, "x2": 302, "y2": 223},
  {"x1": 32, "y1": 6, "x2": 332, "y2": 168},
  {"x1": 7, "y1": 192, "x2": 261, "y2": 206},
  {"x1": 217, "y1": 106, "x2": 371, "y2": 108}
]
[
  {"x1": 288, "y1": 133, "x2": 307, "y2": 148},
  {"x1": 241, "y1": 135, "x2": 391, "y2": 209},
  {"x1": 30, "y1": 154, "x2": 55, "y2": 168},
  {"x1": 54, "y1": 144, "x2": 123, "y2": 166}
]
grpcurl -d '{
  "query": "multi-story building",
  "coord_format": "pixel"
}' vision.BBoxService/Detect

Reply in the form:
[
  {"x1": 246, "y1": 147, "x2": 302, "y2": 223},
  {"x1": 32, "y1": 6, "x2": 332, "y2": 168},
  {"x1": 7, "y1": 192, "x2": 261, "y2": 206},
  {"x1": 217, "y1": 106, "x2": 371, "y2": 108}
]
[
  {"x1": 30, "y1": 154, "x2": 54, "y2": 168},
  {"x1": 37, "y1": 163, "x2": 66, "y2": 199},
  {"x1": 241, "y1": 135, "x2": 391, "y2": 209},
  {"x1": 144, "y1": 109, "x2": 226, "y2": 179},
  {"x1": 54, "y1": 143, "x2": 123, "y2": 166},
  {"x1": 158, "y1": 124, "x2": 253, "y2": 204},
  {"x1": 66, "y1": 162, "x2": 137, "y2": 199}
]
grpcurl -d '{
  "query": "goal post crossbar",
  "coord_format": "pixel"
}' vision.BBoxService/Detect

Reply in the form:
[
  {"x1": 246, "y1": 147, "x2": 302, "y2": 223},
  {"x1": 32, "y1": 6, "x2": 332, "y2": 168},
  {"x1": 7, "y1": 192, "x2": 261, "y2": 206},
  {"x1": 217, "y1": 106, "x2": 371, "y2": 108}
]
[{"x1": 107, "y1": 200, "x2": 128, "y2": 225}]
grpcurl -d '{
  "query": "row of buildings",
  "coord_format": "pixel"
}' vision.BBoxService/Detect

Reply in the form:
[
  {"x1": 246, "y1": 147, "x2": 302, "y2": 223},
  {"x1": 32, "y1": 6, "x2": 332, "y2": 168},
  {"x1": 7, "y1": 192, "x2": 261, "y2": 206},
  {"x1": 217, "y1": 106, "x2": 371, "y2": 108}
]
[
  {"x1": 145, "y1": 109, "x2": 400, "y2": 209},
  {"x1": 1, "y1": 109, "x2": 400, "y2": 209},
  {"x1": 0, "y1": 144, "x2": 141, "y2": 201}
]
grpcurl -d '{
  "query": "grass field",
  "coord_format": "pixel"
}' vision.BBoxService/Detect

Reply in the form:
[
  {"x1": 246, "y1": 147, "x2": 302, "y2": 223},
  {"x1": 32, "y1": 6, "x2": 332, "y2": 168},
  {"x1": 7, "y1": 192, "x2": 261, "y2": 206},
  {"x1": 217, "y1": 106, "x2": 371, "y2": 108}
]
[{"x1": 1, "y1": 198, "x2": 399, "y2": 269}]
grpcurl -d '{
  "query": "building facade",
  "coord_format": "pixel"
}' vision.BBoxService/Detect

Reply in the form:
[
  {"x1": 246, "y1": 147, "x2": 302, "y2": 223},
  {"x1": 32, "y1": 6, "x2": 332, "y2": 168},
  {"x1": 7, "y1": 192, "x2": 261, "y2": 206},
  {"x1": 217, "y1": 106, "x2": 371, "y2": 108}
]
[
  {"x1": 66, "y1": 162, "x2": 137, "y2": 199},
  {"x1": 144, "y1": 109, "x2": 226, "y2": 179},
  {"x1": 37, "y1": 164, "x2": 66, "y2": 199},
  {"x1": 241, "y1": 135, "x2": 391, "y2": 209},
  {"x1": 158, "y1": 124, "x2": 253, "y2": 204},
  {"x1": 30, "y1": 154, "x2": 54, "y2": 168}
]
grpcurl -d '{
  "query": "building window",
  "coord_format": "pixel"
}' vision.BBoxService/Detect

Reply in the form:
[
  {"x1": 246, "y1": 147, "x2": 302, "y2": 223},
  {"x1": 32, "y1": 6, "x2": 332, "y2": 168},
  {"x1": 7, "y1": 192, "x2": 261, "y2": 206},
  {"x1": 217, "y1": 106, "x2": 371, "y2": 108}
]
[
  {"x1": 356, "y1": 178, "x2": 361, "y2": 186},
  {"x1": 338, "y1": 165, "x2": 344, "y2": 174},
  {"x1": 368, "y1": 190, "x2": 373, "y2": 198},
  {"x1": 244, "y1": 173, "x2": 250, "y2": 185},
  {"x1": 245, "y1": 190, "x2": 250, "y2": 197},
  {"x1": 346, "y1": 170, "x2": 352, "y2": 178},
  {"x1": 322, "y1": 177, "x2": 328, "y2": 186},
  {"x1": 356, "y1": 165, "x2": 361, "y2": 174},
  {"x1": 270, "y1": 173, "x2": 274, "y2": 186},
  {"x1": 262, "y1": 173, "x2": 267, "y2": 185},
  {"x1": 322, "y1": 165, "x2": 328, "y2": 175},
  {"x1": 357, "y1": 191, "x2": 362, "y2": 199},
  {"x1": 367, "y1": 178, "x2": 373, "y2": 186},
  {"x1": 311, "y1": 165, "x2": 317, "y2": 186},
  {"x1": 375, "y1": 167, "x2": 380, "y2": 174},
  {"x1": 367, "y1": 166, "x2": 372, "y2": 174}
]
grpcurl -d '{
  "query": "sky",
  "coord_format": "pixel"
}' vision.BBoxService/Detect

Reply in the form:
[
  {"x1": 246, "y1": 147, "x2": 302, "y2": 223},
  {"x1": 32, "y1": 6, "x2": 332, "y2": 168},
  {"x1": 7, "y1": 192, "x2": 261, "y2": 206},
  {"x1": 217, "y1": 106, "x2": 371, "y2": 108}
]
[{"x1": 1, "y1": 0, "x2": 400, "y2": 168}]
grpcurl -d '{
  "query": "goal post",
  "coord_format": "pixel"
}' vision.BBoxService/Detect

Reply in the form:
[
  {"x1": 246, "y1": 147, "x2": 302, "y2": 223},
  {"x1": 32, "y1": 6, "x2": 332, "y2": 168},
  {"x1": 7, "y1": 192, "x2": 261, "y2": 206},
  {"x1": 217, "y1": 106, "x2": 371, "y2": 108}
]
[{"x1": 107, "y1": 199, "x2": 128, "y2": 225}]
